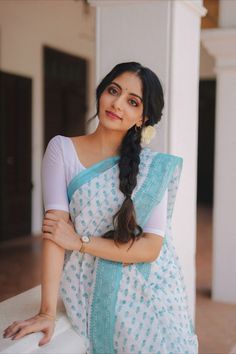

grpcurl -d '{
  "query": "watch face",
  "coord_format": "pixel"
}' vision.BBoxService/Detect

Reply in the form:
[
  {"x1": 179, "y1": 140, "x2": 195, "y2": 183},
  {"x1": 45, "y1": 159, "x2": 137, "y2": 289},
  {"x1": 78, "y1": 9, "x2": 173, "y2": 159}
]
[{"x1": 81, "y1": 235, "x2": 90, "y2": 243}]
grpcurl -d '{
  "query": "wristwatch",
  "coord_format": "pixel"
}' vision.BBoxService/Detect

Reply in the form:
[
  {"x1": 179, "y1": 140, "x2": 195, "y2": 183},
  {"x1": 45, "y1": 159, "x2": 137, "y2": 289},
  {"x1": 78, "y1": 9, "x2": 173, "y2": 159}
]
[{"x1": 79, "y1": 235, "x2": 91, "y2": 253}]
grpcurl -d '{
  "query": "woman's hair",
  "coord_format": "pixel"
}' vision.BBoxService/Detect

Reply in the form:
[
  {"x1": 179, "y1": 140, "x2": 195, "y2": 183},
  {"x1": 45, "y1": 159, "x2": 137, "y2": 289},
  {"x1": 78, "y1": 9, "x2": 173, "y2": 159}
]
[{"x1": 90, "y1": 62, "x2": 164, "y2": 249}]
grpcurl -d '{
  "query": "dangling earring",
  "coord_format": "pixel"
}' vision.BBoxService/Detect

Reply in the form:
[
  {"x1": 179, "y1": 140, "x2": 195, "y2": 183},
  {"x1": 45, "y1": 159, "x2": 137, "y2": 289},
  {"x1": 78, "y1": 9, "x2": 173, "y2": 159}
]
[{"x1": 135, "y1": 125, "x2": 141, "y2": 132}]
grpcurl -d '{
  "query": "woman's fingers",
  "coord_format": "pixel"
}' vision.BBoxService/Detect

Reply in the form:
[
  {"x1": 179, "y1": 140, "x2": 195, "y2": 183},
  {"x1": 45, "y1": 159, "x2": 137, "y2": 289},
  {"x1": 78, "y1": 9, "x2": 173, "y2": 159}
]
[
  {"x1": 42, "y1": 225, "x2": 53, "y2": 233},
  {"x1": 4, "y1": 320, "x2": 29, "y2": 338},
  {"x1": 38, "y1": 327, "x2": 54, "y2": 346},
  {"x1": 68, "y1": 219, "x2": 74, "y2": 227},
  {"x1": 42, "y1": 233, "x2": 53, "y2": 241},
  {"x1": 43, "y1": 219, "x2": 55, "y2": 226},
  {"x1": 44, "y1": 213, "x2": 58, "y2": 221},
  {"x1": 12, "y1": 322, "x2": 40, "y2": 340},
  {"x1": 3, "y1": 316, "x2": 55, "y2": 347}
]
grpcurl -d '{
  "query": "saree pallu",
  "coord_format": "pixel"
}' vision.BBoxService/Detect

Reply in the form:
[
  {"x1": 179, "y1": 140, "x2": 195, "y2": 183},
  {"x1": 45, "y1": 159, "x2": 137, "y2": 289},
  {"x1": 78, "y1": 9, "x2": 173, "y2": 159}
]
[{"x1": 60, "y1": 147, "x2": 198, "y2": 354}]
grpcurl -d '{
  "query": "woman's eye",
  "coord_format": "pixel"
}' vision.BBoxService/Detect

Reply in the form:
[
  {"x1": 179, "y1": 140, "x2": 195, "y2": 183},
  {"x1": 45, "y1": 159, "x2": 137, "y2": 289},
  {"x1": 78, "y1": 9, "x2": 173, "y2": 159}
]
[
  {"x1": 108, "y1": 87, "x2": 118, "y2": 95},
  {"x1": 129, "y1": 99, "x2": 138, "y2": 107}
]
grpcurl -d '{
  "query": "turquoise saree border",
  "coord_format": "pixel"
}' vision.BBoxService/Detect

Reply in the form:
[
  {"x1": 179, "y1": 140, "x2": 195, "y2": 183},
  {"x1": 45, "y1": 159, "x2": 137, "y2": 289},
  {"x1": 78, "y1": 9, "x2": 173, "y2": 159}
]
[
  {"x1": 67, "y1": 156, "x2": 119, "y2": 202},
  {"x1": 89, "y1": 259, "x2": 123, "y2": 354},
  {"x1": 133, "y1": 152, "x2": 183, "y2": 280}
]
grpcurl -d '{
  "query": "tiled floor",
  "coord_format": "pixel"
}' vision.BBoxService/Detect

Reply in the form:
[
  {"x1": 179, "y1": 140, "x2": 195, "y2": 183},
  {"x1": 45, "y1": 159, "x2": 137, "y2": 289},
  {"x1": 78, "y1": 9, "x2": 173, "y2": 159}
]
[{"x1": 1, "y1": 204, "x2": 236, "y2": 353}]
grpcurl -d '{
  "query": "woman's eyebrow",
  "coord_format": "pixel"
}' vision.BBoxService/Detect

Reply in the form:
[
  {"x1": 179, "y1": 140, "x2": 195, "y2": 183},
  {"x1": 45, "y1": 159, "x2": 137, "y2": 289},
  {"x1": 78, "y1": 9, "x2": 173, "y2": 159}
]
[{"x1": 110, "y1": 81, "x2": 143, "y2": 102}]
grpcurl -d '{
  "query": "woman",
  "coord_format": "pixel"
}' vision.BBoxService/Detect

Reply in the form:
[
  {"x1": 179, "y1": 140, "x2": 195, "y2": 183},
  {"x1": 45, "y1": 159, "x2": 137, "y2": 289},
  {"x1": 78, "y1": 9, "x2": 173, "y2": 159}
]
[{"x1": 3, "y1": 62, "x2": 198, "y2": 353}]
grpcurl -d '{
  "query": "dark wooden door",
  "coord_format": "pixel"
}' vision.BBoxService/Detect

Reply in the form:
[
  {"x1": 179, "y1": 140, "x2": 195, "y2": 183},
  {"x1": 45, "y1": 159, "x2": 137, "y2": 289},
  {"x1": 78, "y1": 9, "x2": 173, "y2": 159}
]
[
  {"x1": 0, "y1": 71, "x2": 32, "y2": 241},
  {"x1": 197, "y1": 80, "x2": 216, "y2": 206},
  {"x1": 44, "y1": 46, "x2": 88, "y2": 148}
]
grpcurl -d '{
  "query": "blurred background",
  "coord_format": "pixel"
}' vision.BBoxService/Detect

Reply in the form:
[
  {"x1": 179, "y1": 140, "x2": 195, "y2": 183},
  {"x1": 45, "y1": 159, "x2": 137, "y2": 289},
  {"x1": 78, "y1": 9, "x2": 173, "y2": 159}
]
[{"x1": 0, "y1": 0, "x2": 236, "y2": 353}]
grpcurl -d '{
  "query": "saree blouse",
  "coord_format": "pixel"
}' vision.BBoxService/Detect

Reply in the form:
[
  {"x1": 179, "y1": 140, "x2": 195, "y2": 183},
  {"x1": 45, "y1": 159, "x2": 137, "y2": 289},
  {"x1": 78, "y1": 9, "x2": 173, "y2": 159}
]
[{"x1": 42, "y1": 135, "x2": 168, "y2": 238}]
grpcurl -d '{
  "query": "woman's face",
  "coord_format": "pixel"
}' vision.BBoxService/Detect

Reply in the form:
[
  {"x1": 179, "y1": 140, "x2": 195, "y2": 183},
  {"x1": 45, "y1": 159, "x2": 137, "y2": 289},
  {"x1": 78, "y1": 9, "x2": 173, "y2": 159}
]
[{"x1": 98, "y1": 71, "x2": 145, "y2": 132}]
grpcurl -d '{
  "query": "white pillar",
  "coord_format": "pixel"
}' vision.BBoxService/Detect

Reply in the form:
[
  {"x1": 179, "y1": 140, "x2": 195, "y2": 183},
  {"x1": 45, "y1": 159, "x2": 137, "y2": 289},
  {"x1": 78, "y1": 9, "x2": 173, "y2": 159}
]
[
  {"x1": 201, "y1": 29, "x2": 236, "y2": 303},
  {"x1": 88, "y1": 0, "x2": 206, "y2": 320}
]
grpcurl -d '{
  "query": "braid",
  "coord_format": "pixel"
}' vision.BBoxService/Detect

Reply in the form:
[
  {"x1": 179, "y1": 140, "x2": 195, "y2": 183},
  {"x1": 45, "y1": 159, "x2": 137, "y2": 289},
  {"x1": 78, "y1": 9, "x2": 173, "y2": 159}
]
[
  {"x1": 119, "y1": 126, "x2": 141, "y2": 197},
  {"x1": 102, "y1": 125, "x2": 143, "y2": 248},
  {"x1": 96, "y1": 62, "x2": 165, "y2": 249}
]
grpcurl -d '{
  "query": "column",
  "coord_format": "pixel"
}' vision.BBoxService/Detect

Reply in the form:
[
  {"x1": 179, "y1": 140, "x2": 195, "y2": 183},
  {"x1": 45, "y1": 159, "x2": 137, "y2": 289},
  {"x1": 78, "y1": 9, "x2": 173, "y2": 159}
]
[
  {"x1": 201, "y1": 28, "x2": 236, "y2": 303},
  {"x1": 88, "y1": 0, "x2": 207, "y2": 319}
]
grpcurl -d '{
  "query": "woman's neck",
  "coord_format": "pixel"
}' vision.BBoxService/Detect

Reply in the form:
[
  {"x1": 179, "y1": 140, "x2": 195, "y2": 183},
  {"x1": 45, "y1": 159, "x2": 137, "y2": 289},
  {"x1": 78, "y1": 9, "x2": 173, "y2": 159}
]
[{"x1": 89, "y1": 124, "x2": 126, "y2": 157}]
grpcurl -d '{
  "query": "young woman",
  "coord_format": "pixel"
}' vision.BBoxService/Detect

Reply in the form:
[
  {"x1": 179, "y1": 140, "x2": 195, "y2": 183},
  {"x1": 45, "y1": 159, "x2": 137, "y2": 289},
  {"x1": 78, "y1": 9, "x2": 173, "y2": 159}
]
[{"x1": 3, "y1": 62, "x2": 198, "y2": 354}]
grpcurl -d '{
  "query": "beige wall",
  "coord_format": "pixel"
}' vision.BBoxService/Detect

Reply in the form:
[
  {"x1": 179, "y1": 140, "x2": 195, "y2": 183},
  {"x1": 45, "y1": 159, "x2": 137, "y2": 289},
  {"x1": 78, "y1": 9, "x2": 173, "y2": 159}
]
[
  {"x1": 200, "y1": 43, "x2": 215, "y2": 79},
  {"x1": 0, "y1": 0, "x2": 96, "y2": 233}
]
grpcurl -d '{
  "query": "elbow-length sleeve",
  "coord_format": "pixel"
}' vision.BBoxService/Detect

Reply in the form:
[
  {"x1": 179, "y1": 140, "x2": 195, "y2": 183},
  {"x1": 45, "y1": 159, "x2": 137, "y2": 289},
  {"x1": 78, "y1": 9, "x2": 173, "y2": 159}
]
[
  {"x1": 41, "y1": 135, "x2": 69, "y2": 212},
  {"x1": 142, "y1": 189, "x2": 168, "y2": 237}
]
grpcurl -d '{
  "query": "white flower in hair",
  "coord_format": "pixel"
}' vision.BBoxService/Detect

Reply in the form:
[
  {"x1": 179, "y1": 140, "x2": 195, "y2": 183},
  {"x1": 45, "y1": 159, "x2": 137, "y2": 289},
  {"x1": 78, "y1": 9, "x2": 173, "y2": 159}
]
[{"x1": 141, "y1": 125, "x2": 156, "y2": 144}]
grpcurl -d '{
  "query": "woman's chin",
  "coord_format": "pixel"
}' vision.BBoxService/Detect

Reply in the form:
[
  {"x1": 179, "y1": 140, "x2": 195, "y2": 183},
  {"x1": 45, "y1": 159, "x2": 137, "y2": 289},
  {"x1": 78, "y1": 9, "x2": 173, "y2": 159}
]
[{"x1": 99, "y1": 119, "x2": 124, "y2": 132}]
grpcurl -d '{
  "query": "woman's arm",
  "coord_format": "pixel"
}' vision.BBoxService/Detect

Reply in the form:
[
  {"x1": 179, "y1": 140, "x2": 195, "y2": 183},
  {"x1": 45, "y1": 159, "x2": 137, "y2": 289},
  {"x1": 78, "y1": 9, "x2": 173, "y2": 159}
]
[
  {"x1": 82, "y1": 233, "x2": 163, "y2": 263},
  {"x1": 42, "y1": 212, "x2": 163, "y2": 264},
  {"x1": 3, "y1": 210, "x2": 70, "y2": 346},
  {"x1": 39, "y1": 210, "x2": 69, "y2": 317}
]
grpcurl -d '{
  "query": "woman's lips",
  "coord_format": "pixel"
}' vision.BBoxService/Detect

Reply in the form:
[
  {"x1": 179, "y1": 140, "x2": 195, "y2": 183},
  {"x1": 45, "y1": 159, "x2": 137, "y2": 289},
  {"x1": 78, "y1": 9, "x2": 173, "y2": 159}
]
[{"x1": 105, "y1": 110, "x2": 122, "y2": 120}]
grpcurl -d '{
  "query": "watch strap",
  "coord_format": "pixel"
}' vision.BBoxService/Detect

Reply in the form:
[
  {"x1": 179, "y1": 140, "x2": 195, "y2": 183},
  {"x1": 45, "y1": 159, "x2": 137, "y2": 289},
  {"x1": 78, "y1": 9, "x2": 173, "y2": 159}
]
[{"x1": 79, "y1": 238, "x2": 86, "y2": 253}]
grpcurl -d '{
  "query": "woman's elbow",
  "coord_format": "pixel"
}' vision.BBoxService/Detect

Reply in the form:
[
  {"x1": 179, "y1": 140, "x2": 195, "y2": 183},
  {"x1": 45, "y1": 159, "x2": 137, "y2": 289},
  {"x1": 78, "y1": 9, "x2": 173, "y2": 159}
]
[{"x1": 143, "y1": 233, "x2": 164, "y2": 263}]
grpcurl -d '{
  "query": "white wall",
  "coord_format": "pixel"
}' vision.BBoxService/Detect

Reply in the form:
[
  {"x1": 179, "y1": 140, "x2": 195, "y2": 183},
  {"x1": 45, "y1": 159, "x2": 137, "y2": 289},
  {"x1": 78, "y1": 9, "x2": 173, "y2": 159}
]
[
  {"x1": 96, "y1": 0, "x2": 170, "y2": 152},
  {"x1": 200, "y1": 43, "x2": 216, "y2": 79},
  {"x1": 0, "y1": 0, "x2": 96, "y2": 234}
]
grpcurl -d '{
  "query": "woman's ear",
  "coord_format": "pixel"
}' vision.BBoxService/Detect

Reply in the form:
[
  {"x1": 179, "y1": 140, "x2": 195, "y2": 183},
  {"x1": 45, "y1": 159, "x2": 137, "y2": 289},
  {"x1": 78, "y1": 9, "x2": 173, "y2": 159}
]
[{"x1": 136, "y1": 116, "x2": 149, "y2": 128}]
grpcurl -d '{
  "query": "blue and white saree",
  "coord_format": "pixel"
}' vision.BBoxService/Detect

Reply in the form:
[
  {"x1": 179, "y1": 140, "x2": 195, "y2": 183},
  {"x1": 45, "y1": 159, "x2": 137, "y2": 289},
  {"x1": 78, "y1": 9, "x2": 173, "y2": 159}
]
[{"x1": 60, "y1": 147, "x2": 198, "y2": 354}]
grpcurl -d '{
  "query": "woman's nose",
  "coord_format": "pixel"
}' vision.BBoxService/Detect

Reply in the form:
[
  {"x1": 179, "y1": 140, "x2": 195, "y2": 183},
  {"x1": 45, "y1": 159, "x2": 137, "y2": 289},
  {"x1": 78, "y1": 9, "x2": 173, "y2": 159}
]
[{"x1": 112, "y1": 95, "x2": 123, "y2": 111}]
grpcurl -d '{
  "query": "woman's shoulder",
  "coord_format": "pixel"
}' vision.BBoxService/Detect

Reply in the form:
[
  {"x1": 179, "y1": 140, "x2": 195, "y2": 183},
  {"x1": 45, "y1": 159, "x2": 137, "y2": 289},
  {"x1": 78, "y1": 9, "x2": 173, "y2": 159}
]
[
  {"x1": 44, "y1": 135, "x2": 74, "y2": 162},
  {"x1": 46, "y1": 134, "x2": 80, "y2": 155},
  {"x1": 46, "y1": 134, "x2": 71, "y2": 147}
]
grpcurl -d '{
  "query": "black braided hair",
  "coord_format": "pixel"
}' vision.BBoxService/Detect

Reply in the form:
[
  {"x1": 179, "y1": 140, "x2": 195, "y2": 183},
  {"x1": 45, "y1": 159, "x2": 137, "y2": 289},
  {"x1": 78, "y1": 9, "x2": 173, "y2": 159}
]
[{"x1": 88, "y1": 62, "x2": 164, "y2": 248}]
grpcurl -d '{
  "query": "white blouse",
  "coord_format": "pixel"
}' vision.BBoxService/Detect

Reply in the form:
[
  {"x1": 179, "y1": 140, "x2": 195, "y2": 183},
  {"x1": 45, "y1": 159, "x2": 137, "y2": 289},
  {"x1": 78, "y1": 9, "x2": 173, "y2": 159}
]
[{"x1": 42, "y1": 135, "x2": 168, "y2": 237}]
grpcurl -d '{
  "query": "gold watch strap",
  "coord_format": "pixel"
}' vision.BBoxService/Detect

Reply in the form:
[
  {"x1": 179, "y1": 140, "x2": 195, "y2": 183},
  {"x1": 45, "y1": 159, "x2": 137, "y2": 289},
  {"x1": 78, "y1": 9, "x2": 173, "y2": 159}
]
[{"x1": 79, "y1": 239, "x2": 86, "y2": 253}]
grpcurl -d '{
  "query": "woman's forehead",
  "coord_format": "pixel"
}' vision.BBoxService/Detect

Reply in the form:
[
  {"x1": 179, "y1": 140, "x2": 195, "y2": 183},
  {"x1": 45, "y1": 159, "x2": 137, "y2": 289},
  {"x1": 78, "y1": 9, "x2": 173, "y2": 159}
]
[{"x1": 111, "y1": 72, "x2": 142, "y2": 94}]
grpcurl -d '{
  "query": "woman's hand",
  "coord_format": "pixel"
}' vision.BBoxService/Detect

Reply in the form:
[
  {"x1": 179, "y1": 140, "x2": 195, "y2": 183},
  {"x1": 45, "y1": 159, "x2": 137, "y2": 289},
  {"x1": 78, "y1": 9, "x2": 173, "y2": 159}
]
[
  {"x1": 3, "y1": 313, "x2": 55, "y2": 346},
  {"x1": 42, "y1": 212, "x2": 82, "y2": 251}
]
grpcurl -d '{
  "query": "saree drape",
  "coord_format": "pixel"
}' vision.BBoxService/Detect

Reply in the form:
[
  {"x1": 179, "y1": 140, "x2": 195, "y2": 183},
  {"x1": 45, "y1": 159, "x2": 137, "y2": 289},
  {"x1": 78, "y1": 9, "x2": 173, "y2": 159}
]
[{"x1": 60, "y1": 147, "x2": 198, "y2": 354}]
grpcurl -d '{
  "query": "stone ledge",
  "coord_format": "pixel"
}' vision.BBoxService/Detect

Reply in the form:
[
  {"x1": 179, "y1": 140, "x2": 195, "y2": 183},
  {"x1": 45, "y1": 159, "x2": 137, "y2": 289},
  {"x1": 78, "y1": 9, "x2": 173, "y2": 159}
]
[{"x1": 0, "y1": 286, "x2": 86, "y2": 354}]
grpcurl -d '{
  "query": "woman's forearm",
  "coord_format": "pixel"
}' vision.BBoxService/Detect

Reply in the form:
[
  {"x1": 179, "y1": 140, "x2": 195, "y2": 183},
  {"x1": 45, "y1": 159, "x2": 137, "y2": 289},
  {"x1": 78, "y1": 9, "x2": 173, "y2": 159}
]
[
  {"x1": 40, "y1": 210, "x2": 69, "y2": 317},
  {"x1": 84, "y1": 233, "x2": 163, "y2": 263},
  {"x1": 39, "y1": 239, "x2": 65, "y2": 317},
  {"x1": 42, "y1": 212, "x2": 162, "y2": 266}
]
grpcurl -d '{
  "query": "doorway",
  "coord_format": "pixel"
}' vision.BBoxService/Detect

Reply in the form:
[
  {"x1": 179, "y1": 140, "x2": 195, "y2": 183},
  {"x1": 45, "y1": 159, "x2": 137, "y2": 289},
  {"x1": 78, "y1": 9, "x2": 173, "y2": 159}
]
[
  {"x1": 0, "y1": 71, "x2": 32, "y2": 241},
  {"x1": 197, "y1": 79, "x2": 216, "y2": 206},
  {"x1": 44, "y1": 46, "x2": 88, "y2": 149}
]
